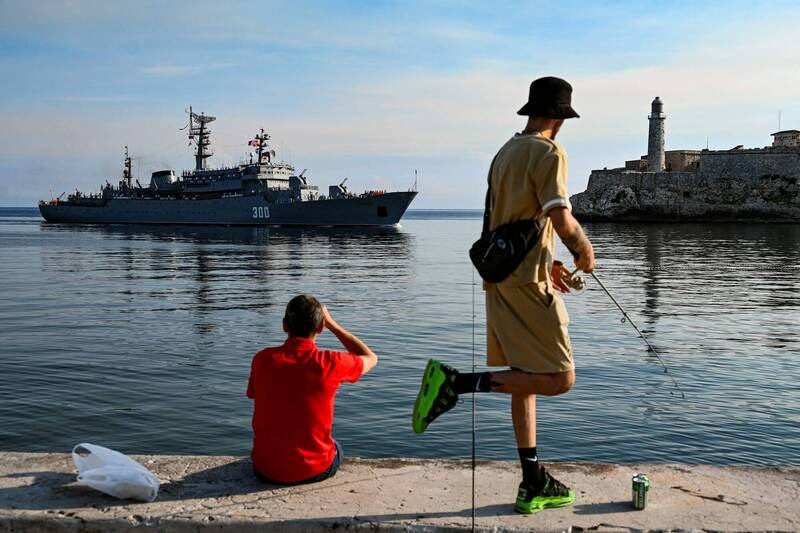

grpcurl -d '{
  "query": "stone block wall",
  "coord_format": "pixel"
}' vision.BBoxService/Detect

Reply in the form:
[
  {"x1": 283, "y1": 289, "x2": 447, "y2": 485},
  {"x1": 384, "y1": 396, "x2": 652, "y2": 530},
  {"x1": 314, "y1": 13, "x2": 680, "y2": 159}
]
[
  {"x1": 665, "y1": 150, "x2": 701, "y2": 171},
  {"x1": 700, "y1": 149, "x2": 800, "y2": 180},
  {"x1": 625, "y1": 158, "x2": 646, "y2": 171}
]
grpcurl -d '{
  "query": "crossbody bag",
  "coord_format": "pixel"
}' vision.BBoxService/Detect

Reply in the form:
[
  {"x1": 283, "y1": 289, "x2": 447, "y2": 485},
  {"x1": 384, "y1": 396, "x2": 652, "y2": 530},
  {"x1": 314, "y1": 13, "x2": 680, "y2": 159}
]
[{"x1": 469, "y1": 156, "x2": 544, "y2": 283}]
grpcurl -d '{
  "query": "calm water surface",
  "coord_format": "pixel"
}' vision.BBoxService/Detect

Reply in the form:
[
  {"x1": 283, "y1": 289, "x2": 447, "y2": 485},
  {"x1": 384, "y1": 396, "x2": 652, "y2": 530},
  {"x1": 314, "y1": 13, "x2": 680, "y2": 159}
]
[{"x1": 1, "y1": 208, "x2": 798, "y2": 465}]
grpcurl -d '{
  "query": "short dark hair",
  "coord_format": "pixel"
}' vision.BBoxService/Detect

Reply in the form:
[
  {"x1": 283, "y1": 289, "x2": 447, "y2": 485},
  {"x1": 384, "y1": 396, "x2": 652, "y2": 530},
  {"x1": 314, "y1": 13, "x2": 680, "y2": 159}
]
[{"x1": 284, "y1": 294, "x2": 323, "y2": 338}]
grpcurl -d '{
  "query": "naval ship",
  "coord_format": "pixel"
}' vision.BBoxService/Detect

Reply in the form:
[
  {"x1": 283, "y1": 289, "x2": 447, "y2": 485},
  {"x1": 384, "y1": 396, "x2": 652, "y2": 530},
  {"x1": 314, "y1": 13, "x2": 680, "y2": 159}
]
[{"x1": 39, "y1": 109, "x2": 418, "y2": 226}]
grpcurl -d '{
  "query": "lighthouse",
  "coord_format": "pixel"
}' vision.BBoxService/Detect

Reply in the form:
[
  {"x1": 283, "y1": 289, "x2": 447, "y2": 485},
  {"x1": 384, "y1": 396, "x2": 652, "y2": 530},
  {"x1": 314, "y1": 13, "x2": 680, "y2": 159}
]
[{"x1": 647, "y1": 97, "x2": 666, "y2": 172}]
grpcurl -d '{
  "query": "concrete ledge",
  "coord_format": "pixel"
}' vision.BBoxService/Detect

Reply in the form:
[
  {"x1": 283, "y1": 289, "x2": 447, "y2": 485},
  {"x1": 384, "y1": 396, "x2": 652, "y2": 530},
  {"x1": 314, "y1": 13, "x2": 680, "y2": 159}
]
[{"x1": 0, "y1": 452, "x2": 798, "y2": 532}]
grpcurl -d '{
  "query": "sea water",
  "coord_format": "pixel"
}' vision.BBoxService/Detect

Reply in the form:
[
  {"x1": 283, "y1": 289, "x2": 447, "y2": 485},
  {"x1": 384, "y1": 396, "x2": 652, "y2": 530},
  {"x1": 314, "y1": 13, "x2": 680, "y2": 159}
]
[{"x1": 1, "y1": 208, "x2": 798, "y2": 465}]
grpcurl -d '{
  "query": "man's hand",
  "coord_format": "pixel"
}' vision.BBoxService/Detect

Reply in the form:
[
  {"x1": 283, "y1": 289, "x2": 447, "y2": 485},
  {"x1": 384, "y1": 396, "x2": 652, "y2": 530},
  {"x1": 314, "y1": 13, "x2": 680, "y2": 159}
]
[
  {"x1": 549, "y1": 206, "x2": 596, "y2": 273},
  {"x1": 321, "y1": 305, "x2": 338, "y2": 330},
  {"x1": 320, "y1": 304, "x2": 378, "y2": 374},
  {"x1": 551, "y1": 260, "x2": 571, "y2": 293},
  {"x1": 572, "y1": 241, "x2": 595, "y2": 273}
]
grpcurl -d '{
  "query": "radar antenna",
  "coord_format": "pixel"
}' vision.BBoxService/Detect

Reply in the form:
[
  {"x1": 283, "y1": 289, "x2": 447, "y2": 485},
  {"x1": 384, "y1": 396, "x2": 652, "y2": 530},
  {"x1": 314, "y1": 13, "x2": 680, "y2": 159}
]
[
  {"x1": 186, "y1": 106, "x2": 215, "y2": 171},
  {"x1": 123, "y1": 146, "x2": 133, "y2": 189}
]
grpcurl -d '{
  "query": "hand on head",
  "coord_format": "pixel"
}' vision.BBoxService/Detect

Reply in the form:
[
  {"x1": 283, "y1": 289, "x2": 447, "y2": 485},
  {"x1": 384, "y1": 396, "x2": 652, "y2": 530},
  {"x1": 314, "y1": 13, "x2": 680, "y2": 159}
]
[{"x1": 321, "y1": 305, "x2": 336, "y2": 330}]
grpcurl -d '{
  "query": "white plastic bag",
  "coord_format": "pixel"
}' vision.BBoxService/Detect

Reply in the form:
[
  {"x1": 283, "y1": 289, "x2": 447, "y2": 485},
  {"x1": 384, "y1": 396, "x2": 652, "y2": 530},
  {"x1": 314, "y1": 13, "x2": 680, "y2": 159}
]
[{"x1": 72, "y1": 443, "x2": 160, "y2": 502}]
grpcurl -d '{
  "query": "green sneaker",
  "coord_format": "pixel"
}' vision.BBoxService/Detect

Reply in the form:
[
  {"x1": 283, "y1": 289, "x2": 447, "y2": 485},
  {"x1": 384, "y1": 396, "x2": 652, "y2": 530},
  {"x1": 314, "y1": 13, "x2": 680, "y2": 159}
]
[
  {"x1": 514, "y1": 468, "x2": 576, "y2": 514},
  {"x1": 411, "y1": 359, "x2": 459, "y2": 434}
]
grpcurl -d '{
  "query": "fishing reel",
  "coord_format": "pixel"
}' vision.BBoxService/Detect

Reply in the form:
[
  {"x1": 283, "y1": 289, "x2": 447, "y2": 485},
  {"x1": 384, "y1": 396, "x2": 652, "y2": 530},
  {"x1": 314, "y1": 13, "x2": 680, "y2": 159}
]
[
  {"x1": 559, "y1": 250, "x2": 587, "y2": 295},
  {"x1": 557, "y1": 265, "x2": 586, "y2": 294},
  {"x1": 563, "y1": 268, "x2": 586, "y2": 293}
]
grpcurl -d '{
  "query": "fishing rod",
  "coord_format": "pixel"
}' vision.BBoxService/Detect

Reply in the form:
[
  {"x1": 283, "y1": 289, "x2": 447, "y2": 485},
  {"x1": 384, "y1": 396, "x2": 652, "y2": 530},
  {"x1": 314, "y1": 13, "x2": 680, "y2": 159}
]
[
  {"x1": 470, "y1": 268, "x2": 477, "y2": 532},
  {"x1": 565, "y1": 266, "x2": 685, "y2": 399}
]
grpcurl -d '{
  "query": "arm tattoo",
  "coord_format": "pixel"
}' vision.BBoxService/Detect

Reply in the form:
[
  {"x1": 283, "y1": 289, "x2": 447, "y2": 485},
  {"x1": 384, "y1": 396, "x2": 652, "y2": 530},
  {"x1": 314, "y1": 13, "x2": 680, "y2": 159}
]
[{"x1": 561, "y1": 223, "x2": 589, "y2": 253}]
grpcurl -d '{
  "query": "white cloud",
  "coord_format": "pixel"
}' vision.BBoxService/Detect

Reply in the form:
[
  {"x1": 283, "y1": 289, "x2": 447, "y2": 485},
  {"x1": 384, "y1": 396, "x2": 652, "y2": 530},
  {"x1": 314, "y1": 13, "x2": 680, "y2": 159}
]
[
  {"x1": 140, "y1": 62, "x2": 237, "y2": 77},
  {"x1": 49, "y1": 96, "x2": 149, "y2": 102},
  {"x1": 140, "y1": 65, "x2": 204, "y2": 77}
]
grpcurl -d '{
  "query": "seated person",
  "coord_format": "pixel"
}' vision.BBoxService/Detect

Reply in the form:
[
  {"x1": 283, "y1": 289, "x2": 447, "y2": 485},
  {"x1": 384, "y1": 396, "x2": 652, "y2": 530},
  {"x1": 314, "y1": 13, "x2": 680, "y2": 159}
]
[{"x1": 247, "y1": 294, "x2": 378, "y2": 484}]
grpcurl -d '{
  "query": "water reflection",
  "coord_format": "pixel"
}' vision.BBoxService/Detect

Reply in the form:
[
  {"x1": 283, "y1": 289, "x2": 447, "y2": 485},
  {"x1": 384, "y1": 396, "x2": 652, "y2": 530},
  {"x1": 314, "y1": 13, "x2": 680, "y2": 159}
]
[
  {"x1": 39, "y1": 221, "x2": 408, "y2": 245},
  {"x1": 584, "y1": 222, "x2": 800, "y2": 312},
  {"x1": 641, "y1": 225, "x2": 663, "y2": 327},
  {"x1": 38, "y1": 222, "x2": 415, "y2": 335},
  {"x1": 2, "y1": 213, "x2": 799, "y2": 464}
]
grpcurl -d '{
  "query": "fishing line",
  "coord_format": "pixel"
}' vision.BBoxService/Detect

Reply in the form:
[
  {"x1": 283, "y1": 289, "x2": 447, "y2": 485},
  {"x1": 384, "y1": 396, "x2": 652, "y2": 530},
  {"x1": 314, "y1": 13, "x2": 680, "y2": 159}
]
[
  {"x1": 470, "y1": 267, "x2": 476, "y2": 532},
  {"x1": 575, "y1": 270, "x2": 685, "y2": 399}
]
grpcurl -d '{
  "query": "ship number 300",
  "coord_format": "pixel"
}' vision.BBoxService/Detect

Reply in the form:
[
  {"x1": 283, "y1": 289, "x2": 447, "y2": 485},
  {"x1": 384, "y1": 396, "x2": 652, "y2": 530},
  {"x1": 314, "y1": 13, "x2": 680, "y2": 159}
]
[{"x1": 252, "y1": 206, "x2": 270, "y2": 219}]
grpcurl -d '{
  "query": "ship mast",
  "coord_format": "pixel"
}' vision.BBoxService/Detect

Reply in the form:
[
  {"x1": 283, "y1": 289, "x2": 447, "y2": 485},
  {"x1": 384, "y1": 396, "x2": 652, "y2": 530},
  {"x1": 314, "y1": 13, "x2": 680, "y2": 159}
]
[
  {"x1": 123, "y1": 146, "x2": 133, "y2": 189},
  {"x1": 253, "y1": 128, "x2": 272, "y2": 165},
  {"x1": 187, "y1": 106, "x2": 216, "y2": 171}
]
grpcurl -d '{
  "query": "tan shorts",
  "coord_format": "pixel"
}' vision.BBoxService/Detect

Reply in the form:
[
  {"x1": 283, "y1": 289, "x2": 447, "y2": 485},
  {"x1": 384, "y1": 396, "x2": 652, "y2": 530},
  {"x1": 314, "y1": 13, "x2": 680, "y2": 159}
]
[{"x1": 486, "y1": 281, "x2": 574, "y2": 374}]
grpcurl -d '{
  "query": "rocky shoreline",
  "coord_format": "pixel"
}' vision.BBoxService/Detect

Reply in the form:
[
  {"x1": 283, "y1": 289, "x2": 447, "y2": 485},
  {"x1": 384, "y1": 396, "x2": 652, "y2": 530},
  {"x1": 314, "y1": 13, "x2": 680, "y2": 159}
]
[{"x1": 570, "y1": 168, "x2": 800, "y2": 222}]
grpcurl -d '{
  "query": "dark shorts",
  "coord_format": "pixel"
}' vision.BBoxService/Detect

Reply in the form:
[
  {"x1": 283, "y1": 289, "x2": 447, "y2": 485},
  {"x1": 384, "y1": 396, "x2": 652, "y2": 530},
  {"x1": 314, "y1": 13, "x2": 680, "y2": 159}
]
[{"x1": 254, "y1": 440, "x2": 343, "y2": 486}]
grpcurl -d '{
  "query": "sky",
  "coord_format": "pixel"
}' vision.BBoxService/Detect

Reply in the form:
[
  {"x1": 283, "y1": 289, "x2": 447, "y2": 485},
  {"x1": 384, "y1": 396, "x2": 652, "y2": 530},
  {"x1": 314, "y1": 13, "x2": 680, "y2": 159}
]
[{"x1": 1, "y1": 0, "x2": 800, "y2": 208}]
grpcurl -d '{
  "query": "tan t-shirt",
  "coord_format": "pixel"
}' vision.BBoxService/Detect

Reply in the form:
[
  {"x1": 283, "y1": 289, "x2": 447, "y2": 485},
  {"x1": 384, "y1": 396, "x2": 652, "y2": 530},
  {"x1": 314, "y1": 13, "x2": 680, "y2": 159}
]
[{"x1": 487, "y1": 132, "x2": 571, "y2": 288}]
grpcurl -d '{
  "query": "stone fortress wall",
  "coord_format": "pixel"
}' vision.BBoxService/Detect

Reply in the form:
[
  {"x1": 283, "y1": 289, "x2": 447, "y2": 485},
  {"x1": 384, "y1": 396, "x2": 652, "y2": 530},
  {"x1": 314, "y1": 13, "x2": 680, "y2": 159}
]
[
  {"x1": 700, "y1": 147, "x2": 800, "y2": 177},
  {"x1": 626, "y1": 150, "x2": 700, "y2": 172},
  {"x1": 570, "y1": 100, "x2": 800, "y2": 221}
]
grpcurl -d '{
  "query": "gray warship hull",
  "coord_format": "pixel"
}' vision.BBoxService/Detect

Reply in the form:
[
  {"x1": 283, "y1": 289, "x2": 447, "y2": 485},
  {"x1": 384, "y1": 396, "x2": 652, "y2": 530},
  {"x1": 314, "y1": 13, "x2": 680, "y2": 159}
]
[{"x1": 39, "y1": 191, "x2": 417, "y2": 226}]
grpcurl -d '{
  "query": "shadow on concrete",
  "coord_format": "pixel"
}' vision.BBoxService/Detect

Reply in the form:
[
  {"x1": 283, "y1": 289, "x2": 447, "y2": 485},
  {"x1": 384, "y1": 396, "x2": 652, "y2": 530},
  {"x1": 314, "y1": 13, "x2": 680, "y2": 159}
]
[
  {"x1": 468, "y1": 503, "x2": 520, "y2": 518},
  {"x1": 573, "y1": 500, "x2": 633, "y2": 515},
  {"x1": 0, "y1": 472, "x2": 75, "y2": 485},
  {"x1": 156, "y1": 457, "x2": 273, "y2": 502},
  {"x1": 0, "y1": 458, "x2": 431, "y2": 512},
  {"x1": 0, "y1": 471, "x2": 93, "y2": 510},
  {"x1": 154, "y1": 458, "x2": 444, "y2": 505},
  {"x1": 245, "y1": 504, "x2": 521, "y2": 529},
  {"x1": 60, "y1": 457, "x2": 283, "y2": 507},
  {"x1": 0, "y1": 460, "x2": 273, "y2": 511}
]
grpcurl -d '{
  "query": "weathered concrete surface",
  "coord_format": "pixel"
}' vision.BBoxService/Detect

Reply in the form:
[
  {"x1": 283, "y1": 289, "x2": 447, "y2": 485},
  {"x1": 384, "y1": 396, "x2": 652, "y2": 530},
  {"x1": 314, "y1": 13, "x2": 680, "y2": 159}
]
[{"x1": 1, "y1": 453, "x2": 798, "y2": 532}]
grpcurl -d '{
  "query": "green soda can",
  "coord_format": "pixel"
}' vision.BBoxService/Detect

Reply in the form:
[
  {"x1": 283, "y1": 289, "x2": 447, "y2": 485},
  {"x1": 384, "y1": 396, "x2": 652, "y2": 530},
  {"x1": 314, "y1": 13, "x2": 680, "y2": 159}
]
[{"x1": 632, "y1": 473, "x2": 650, "y2": 510}]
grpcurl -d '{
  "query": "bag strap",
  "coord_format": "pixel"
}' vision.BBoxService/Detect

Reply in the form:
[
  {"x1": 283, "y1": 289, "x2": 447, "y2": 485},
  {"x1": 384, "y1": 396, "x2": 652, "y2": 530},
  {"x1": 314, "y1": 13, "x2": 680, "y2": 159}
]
[
  {"x1": 481, "y1": 153, "x2": 500, "y2": 237},
  {"x1": 481, "y1": 146, "x2": 545, "y2": 238}
]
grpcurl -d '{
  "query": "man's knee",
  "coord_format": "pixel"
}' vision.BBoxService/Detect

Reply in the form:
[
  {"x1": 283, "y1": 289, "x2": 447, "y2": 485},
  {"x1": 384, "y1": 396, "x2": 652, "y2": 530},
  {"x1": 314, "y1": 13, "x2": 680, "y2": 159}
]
[{"x1": 548, "y1": 370, "x2": 575, "y2": 395}]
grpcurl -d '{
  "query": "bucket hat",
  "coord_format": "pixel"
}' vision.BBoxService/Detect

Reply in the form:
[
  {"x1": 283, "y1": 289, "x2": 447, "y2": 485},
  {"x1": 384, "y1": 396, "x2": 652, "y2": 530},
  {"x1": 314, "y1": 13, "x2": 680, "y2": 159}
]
[{"x1": 517, "y1": 76, "x2": 579, "y2": 119}]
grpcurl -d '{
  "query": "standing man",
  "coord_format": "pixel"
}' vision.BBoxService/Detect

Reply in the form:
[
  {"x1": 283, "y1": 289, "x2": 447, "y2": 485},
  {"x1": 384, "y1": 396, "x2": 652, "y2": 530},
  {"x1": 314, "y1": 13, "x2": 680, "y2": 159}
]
[
  {"x1": 248, "y1": 294, "x2": 378, "y2": 485},
  {"x1": 412, "y1": 77, "x2": 595, "y2": 514}
]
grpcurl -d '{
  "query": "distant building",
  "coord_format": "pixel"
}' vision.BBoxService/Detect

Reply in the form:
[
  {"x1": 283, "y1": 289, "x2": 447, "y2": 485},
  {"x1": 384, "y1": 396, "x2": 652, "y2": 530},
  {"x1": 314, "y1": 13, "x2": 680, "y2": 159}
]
[
  {"x1": 625, "y1": 150, "x2": 701, "y2": 172},
  {"x1": 647, "y1": 97, "x2": 666, "y2": 171},
  {"x1": 572, "y1": 99, "x2": 800, "y2": 221},
  {"x1": 771, "y1": 130, "x2": 800, "y2": 148},
  {"x1": 615, "y1": 99, "x2": 799, "y2": 175}
]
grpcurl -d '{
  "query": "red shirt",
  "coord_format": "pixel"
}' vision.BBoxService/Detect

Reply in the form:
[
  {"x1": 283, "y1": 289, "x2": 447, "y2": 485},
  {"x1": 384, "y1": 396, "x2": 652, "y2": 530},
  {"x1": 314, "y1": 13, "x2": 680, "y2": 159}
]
[{"x1": 247, "y1": 336, "x2": 364, "y2": 483}]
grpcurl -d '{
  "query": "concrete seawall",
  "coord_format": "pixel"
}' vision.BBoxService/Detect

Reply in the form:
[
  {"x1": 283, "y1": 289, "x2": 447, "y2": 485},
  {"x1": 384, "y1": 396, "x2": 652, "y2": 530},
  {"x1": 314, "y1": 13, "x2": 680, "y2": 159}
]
[{"x1": 1, "y1": 452, "x2": 798, "y2": 532}]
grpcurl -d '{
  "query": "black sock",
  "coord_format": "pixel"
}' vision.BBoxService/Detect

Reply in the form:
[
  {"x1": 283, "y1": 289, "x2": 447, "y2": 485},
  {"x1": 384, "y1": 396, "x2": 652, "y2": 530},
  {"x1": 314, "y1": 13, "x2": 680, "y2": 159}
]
[
  {"x1": 519, "y1": 447, "x2": 541, "y2": 486},
  {"x1": 452, "y1": 372, "x2": 493, "y2": 394}
]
